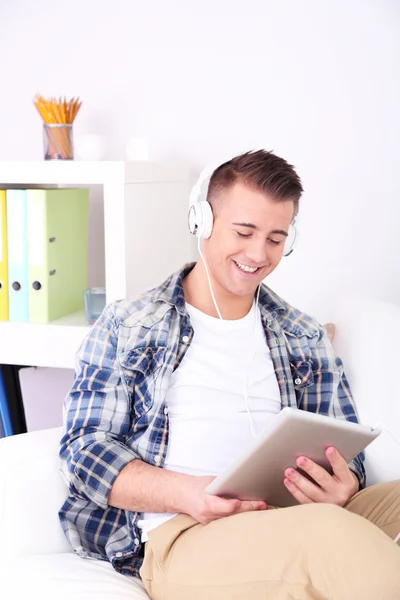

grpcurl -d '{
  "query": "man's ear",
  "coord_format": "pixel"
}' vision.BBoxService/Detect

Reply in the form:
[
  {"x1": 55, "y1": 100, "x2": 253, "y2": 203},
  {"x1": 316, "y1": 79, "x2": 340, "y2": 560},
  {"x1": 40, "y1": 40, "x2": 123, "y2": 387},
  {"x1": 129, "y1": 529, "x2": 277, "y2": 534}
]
[{"x1": 323, "y1": 322, "x2": 336, "y2": 343}]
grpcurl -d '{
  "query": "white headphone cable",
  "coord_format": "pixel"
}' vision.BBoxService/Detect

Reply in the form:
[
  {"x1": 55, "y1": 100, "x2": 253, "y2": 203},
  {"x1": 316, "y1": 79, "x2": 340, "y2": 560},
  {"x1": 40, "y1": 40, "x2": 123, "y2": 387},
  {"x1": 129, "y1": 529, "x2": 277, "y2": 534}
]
[
  {"x1": 197, "y1": 237, "x2": 223, "y2": 320},
  {"x1": 372, "y1": 421, "x2": 400, "y2": 450}
]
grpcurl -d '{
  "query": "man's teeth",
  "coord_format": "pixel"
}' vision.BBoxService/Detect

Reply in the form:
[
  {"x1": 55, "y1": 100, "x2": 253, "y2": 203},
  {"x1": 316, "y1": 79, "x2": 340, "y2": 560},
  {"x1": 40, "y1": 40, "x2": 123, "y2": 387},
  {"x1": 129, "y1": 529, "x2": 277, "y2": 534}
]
[{"x1": 235, "y1": 261, "x2": 258, "y2": 273}]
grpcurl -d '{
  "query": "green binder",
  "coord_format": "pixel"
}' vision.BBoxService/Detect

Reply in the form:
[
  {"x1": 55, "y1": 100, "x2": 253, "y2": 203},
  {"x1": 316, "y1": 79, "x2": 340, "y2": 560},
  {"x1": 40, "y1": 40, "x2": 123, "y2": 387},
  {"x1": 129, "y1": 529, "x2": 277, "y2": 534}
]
[{"x1": 26, "y1": 188, "x2": 89, "y2": 323}]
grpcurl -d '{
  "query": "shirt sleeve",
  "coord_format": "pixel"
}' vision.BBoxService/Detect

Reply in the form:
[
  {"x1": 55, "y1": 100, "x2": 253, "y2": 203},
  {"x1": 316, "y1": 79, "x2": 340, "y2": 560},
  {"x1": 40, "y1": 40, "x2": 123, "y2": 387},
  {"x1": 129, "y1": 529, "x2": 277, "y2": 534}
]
[
  {"x1": 299, "y1": 325, "x2": 366, "y2": 489},
  {"x1": 59, "y1": 305, "x2": 139, "y2": 510}
]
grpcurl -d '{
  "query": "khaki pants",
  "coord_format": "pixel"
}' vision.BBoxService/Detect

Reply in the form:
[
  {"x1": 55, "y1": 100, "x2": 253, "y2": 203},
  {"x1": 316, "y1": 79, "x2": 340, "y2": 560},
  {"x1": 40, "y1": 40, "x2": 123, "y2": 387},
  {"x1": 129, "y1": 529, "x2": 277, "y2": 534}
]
[{"x1": 140, "y1": 480, "x2": 400, "y2": 600}]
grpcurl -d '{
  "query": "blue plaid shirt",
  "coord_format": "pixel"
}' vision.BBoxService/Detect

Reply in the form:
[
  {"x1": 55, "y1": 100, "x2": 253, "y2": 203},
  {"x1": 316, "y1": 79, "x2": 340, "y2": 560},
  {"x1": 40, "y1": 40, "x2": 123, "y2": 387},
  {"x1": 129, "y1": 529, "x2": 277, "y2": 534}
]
[{"x1": 59, "y1": 263, "x2": 365, "y2": 578}]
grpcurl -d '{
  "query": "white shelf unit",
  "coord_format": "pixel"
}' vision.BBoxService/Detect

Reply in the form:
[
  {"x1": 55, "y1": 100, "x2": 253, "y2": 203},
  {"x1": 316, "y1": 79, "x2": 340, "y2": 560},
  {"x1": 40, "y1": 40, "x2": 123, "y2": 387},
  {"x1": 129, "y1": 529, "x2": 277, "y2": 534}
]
[{"x1": 0, "y1": 161, "x2": 193, "y2": 369}]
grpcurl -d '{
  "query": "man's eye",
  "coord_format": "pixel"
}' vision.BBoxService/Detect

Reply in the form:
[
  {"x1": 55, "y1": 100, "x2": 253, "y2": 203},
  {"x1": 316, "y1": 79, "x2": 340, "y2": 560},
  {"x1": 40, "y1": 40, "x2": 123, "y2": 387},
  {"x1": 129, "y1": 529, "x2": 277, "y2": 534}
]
[
  {"x1": 236, "y1": 231, "x2": 252, "y2": 238},
  {"x1": 268, "y1": 239, "x2": 282, "y2": 246}
]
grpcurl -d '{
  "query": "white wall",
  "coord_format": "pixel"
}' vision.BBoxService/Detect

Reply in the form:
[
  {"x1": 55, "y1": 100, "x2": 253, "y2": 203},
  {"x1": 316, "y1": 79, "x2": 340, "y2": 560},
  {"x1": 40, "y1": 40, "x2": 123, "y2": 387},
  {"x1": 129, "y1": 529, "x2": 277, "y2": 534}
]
[{"x1": 1, "y1": 0, "x2": 399, "y2": 429}]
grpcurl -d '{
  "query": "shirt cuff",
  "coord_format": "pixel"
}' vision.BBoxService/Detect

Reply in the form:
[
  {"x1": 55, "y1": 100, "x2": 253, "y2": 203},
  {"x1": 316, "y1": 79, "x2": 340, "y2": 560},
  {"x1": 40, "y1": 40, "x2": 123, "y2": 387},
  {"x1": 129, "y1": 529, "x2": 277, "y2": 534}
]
[{"x1": 348, "y1": 458, "x2": 366, "y2": 490}]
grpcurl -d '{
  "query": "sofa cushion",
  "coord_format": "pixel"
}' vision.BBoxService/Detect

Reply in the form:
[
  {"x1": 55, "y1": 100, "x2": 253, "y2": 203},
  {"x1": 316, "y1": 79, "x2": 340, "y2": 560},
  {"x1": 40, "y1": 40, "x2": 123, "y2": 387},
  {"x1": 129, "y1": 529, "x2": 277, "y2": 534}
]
[
  {"x1": 2, "y1": 553, "x2": 149, "y2": 600},
  {"x1": 332, "y1": 294, "x2": 400, "y2": 485},
  {"x1": 0, "y1": 426, "x2": 71, "y2": 561}
]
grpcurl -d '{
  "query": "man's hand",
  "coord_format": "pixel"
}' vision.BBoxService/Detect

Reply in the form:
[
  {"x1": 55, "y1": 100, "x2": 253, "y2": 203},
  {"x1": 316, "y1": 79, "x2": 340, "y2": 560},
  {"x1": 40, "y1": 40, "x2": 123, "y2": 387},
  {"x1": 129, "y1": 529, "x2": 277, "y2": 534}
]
[
  {"x1": 182, "y1": 476, "x2": 268, "y2": 525},
  {"x1": 283, "y1": 446, "x2": 360, "y2": 506}
]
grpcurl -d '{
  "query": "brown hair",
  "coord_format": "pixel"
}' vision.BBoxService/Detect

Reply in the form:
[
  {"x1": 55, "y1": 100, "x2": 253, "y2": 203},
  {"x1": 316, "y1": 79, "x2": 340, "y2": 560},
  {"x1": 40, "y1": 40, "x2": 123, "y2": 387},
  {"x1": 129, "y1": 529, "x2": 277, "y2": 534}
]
[{"x1": 207, "y1": 149, "x2": 303, "y2": 218}]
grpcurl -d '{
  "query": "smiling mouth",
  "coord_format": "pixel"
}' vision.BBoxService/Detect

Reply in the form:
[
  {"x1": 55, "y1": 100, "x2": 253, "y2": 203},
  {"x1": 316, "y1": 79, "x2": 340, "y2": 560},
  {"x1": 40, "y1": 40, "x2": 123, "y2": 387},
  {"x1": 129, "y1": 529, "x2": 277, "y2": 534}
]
[{"x1": 233, "y1": 260, "x2": 261, "y2": 274}]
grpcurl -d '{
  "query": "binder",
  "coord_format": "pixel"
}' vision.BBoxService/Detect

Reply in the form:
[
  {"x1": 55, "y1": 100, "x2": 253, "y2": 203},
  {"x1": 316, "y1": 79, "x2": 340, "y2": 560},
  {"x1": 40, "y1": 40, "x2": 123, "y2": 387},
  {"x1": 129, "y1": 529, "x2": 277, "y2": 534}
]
[
  {"x1": 26, "y1": 188, "x2": 89, "y2": 323},
  {"x1": 0, "y1": 366, "x2": 13, "y2": 437},
  {"x1": 0, "y1": 365, "x2": 27, "y2": 435},
  {"x1": 0, "y1": 190, "x2": 8, "y2": 320},
  {"x1": 6, "y1": 190, "x2": 29, "y2": 322}
]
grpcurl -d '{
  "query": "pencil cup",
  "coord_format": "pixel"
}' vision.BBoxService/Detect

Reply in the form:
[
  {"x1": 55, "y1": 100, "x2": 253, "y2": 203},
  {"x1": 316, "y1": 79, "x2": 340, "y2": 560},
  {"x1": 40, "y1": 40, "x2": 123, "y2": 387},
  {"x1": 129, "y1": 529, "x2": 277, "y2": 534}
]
[{"x1": 43, "y1": 123, "x2": 74, "y2": 160}]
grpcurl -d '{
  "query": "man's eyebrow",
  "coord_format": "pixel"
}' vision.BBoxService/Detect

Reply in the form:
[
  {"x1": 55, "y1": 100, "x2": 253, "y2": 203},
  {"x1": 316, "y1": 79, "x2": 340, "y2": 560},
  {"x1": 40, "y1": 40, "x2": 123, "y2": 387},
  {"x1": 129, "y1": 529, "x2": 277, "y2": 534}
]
[{"x1": 232, "y1": 222, "x2": 288, "y2": 237}]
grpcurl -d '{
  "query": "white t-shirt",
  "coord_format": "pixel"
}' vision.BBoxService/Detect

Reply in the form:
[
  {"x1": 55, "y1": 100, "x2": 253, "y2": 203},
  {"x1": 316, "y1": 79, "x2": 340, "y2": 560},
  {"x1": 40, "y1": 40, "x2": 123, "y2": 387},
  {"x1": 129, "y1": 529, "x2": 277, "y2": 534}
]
[{"x1": 138, "y1": 301, "x2": 282, "y2": 541}]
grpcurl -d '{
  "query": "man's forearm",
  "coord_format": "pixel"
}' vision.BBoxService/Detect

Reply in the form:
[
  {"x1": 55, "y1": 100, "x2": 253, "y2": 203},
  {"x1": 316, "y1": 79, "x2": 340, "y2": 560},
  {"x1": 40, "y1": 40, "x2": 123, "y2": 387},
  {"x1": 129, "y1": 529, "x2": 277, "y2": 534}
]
[{"x1": 108, "y1": 458, "x2": 197, "y2": 514}]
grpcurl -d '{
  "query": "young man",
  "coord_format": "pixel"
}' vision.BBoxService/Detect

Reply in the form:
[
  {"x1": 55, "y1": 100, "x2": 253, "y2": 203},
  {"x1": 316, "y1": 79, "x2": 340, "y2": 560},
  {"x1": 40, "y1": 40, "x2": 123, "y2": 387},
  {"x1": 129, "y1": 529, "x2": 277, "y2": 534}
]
[{"x1": 60, "y1": 150, "x2": 400, "y2": 600}]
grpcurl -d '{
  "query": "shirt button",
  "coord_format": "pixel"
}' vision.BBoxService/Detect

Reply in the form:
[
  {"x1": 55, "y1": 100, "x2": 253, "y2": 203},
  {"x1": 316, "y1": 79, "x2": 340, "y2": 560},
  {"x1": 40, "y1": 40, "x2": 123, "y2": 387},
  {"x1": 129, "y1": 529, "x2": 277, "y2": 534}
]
[
  {"x1": 116, "y1": 552, "x2": 123, "y2": 558},
  {"x1": 182, "y1": 335, "x2": 190, "y2": 343},
  {"x1": 154, "y1": 455, "x2": 161, "y2": 464},
  {"x1": 164, "y1": 406, "x2": 168, "y2": 415},
  {"x1": 134, "y1": 538, "x2": 140, "y2": 546},
  {"x1": 294, "y1": 377, "x2": 302, "y2": 385}
]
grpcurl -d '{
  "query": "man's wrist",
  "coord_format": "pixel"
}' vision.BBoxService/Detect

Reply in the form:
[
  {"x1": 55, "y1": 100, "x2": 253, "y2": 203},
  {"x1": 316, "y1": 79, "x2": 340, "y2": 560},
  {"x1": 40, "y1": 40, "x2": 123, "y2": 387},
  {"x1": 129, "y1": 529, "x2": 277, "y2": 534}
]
[{"x1": 169, "y1": 471, "x2": 197, "y2": 514}]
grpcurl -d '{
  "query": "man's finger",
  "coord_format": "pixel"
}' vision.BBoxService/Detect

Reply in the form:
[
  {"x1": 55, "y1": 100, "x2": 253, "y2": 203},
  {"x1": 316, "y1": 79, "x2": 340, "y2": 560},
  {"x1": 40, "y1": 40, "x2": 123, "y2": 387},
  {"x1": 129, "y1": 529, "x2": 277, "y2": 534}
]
[
  {"x1": 208, "y1": 495, "x2": 266, "y2": 516},
  {"x1": 206, "y1": 494, "x2": 241, "y2": 514},
  {"x1": 284, "y1": 467, "x2": 326, "y2": 503},
  {"x1": 283, "y1": 477, "x2": 314, "y2": 504},
  {"x1": 295, "y1": 456, "x2": 333, "y2": 490},
  {"x1": 236, "y1": 500, "x2": 268, "y2": 513},
  {"x1": 326, "y1": 447, "x2": 355, "y2": 484}
]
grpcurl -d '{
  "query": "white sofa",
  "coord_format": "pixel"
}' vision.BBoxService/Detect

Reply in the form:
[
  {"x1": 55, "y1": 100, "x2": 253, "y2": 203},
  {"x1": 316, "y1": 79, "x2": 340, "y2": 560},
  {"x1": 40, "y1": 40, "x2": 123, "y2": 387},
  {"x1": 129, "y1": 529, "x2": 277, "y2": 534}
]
[{"x1": 1, "y1": 295, "x2": 399, "y2": 600}]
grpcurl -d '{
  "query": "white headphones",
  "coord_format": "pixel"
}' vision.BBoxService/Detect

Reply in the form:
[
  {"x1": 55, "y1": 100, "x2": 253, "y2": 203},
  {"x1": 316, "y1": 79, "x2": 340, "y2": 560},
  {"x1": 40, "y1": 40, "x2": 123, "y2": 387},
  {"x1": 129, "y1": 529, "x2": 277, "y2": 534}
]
[
  {"x1": 188, "y1": 161, "x2": 220, "y2": 240},
  {"x1": 188, "y1": 158, "x2": 298, "y2": 257}
]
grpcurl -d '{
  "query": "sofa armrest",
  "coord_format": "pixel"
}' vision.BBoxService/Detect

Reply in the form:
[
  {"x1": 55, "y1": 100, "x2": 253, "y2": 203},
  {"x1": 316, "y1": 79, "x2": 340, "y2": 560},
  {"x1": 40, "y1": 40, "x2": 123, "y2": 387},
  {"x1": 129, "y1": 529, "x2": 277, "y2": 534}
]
[
  {"x1": 0, "y1": 427, "x2": 72, "y2": 562},
  {"x1": 332, "y1": 294, "x2": 400, "y2": 485}
]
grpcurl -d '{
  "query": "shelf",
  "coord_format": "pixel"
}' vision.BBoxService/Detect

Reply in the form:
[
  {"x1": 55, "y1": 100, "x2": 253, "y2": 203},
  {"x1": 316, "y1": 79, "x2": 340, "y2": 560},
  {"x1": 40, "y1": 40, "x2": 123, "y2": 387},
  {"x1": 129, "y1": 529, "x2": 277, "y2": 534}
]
[
  {"x1": 0, "y1": 311, "x2": 91, "y2": 369},
  {"x1": 0, "y1": 160, "x2": 189, "y2": 186},
  {"x1": 0, "y1": 160, "x2": 192, "y2": 369}
]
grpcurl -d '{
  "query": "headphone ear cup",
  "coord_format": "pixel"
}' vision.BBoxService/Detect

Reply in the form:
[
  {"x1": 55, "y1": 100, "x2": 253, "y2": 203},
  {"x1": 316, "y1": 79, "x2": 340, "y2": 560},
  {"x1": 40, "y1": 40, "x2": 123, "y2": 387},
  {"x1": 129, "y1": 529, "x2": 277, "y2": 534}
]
[
  {"x1": 188, "y1": 201, "x2": 214, "y2": 239},
  {"x1": 199, "y1": 201, "x2": 213, "y2": 239}
]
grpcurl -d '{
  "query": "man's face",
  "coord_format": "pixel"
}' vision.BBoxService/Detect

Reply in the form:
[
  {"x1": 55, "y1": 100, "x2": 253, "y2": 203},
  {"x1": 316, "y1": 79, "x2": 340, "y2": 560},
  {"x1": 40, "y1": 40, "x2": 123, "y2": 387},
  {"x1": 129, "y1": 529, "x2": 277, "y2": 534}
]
[{"x1": 203, "y1": 182, "x2": 295, "y2": 298}]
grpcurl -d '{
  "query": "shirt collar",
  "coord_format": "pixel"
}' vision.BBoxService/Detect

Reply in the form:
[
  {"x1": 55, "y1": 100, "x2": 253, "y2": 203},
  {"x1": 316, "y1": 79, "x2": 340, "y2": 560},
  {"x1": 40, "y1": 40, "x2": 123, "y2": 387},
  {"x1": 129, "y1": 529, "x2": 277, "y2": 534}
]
[
  {"x1": 151, "y1": 262, "x2": 195, "y2": 316},
  {"x1": 151, "y1": 263, "x2": 316, "y2": 338}
]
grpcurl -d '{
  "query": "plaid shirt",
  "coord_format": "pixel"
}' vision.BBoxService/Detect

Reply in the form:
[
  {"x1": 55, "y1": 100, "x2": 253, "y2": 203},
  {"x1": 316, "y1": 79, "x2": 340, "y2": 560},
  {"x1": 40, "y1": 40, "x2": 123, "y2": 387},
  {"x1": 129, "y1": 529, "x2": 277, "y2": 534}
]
[{"x1": 59, "y1": 263, "x2": 365, "y2": 578}]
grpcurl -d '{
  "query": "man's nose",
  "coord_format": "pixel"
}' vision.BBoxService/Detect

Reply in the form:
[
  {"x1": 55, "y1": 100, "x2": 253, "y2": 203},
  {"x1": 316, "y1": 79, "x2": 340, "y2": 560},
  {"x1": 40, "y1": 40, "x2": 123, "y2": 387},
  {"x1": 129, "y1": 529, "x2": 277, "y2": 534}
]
[{"x1": 245, "y1": 238, "x2": 268, "y2": 264}]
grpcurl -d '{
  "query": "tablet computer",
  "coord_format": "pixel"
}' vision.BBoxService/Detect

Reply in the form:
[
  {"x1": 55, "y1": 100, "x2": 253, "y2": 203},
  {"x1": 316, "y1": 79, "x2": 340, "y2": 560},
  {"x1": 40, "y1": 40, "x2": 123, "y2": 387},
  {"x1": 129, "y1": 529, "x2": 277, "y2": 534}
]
[{"x1": 205, "y1": 407, "x2": 381, "y2": 507}]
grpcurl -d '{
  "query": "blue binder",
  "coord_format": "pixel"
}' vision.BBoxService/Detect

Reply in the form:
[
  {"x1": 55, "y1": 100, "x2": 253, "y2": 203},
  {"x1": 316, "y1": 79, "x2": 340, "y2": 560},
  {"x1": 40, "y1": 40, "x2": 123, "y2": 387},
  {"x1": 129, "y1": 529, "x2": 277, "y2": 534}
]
[
  {"x1": 0, "y1": 366, "x2": 13, "y2": 436},
  {"x1": 6, "y1": 190, "x2": 29, "y2": 322}
]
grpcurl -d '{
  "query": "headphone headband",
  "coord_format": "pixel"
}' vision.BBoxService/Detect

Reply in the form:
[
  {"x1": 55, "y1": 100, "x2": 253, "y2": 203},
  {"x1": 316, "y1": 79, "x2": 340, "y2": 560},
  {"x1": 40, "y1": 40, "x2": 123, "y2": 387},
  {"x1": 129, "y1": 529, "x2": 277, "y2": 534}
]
[{"x1": 188, "y1": 158, "x2": 232, "y2": 210}]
